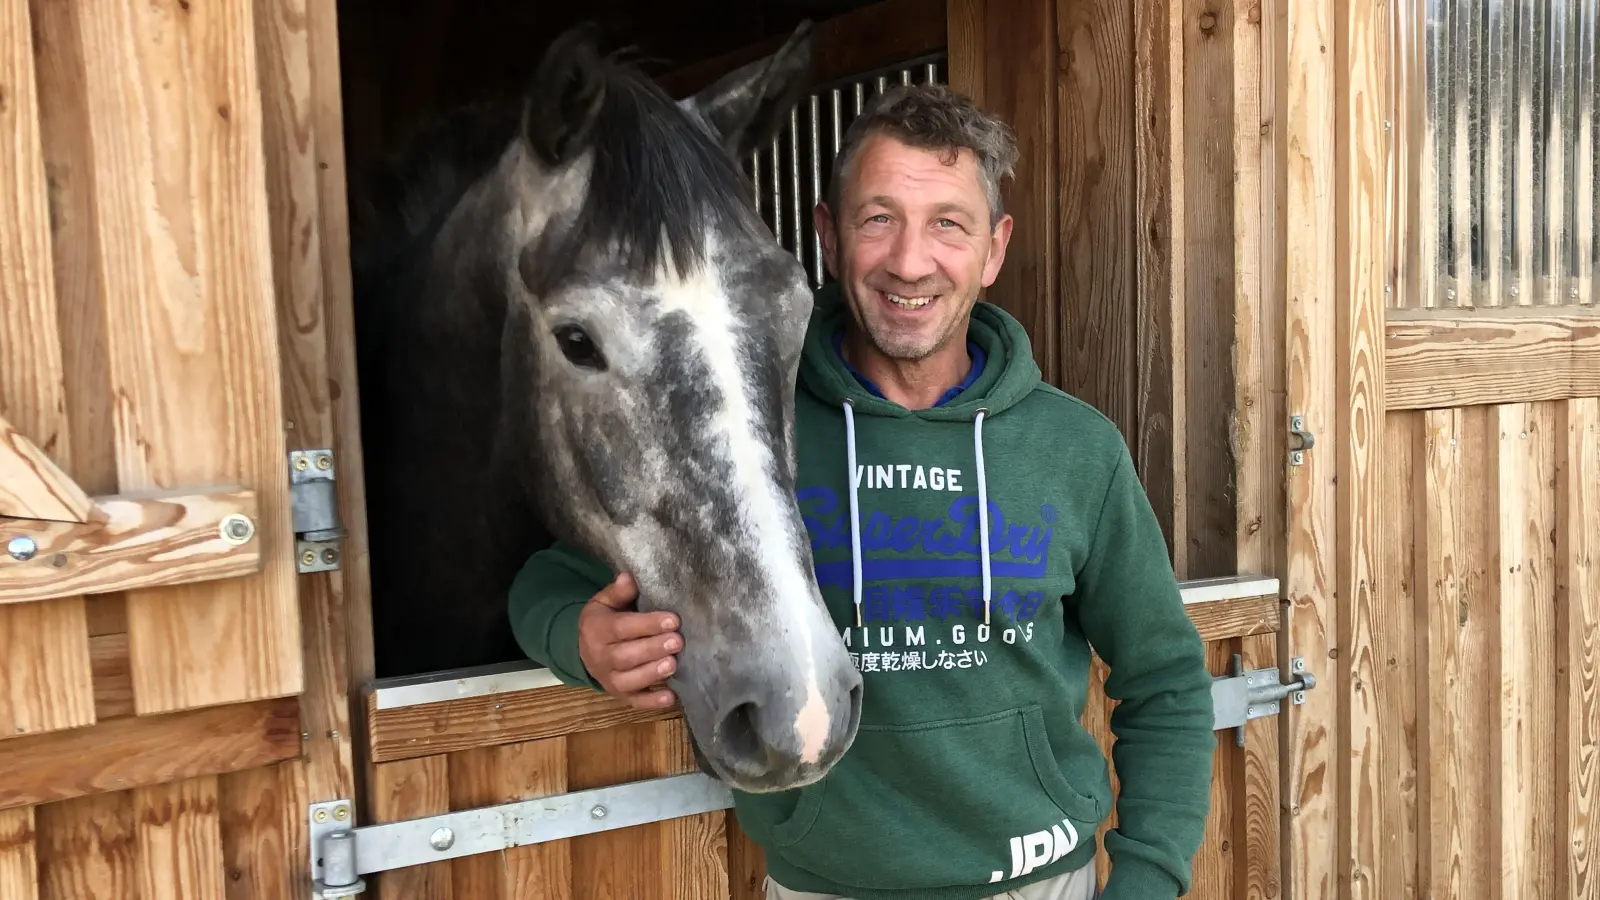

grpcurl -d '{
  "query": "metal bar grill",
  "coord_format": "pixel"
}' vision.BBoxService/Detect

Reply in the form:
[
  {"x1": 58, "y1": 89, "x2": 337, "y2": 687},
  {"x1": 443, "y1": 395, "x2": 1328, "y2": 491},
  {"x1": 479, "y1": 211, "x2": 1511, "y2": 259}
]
[
  {"x1": 1400, "y1": 0, "x2": 1599, "y2": 310},
  {"x1": 744, "y1": 52, "x2": 949, "y2": 287}
]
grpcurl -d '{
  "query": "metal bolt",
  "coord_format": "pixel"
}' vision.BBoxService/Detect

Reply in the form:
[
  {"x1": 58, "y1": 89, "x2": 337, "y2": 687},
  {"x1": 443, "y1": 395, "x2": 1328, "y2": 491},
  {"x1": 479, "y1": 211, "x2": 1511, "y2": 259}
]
[
  {"x1": 302, "y1": 549, "x2": 317, "y2": 567},
  {"x1": 1246, "y1": 706, "x2": 1257, "y2": 717},
  {"x1": 316, "y1": 454, "x2": 332, "y2": 470},
  {"x1": 220, "y1": 514, "x2": 255, "y2": 545},
  {"x1": 430, "y1": 827, "x2": 455, "y2": 851},
  {"x1": 1510, "y1": 284, "x2": 1520, "y2": 298},
  {"x1": 322, "y1": 548, "x2": 338, "y2": 564},
  {"x1": 7, "y1": 536, "x2": 37, "y2": 561},
  {"x1": 314, "y1": 809, "x2": 330, "y2": 824},
  {"x1": 1294, "y1": 691, "x2": 1307, "y2": 703},
  {"x1": 1292, "y1": 657, "x2": 1306, "y2": 673},
  {"x1": 334, "y1": 805, "x2": 349, "y2": 821},
  {"x1": 295, "y1": 456, "x2": 310, "y2": 471},
  {"x1": 591, "y1": 805, "x2": 608, "y2": 820},
  {"x1": 1246, "y1": 676, "x2": 1255, "y2": 686}
]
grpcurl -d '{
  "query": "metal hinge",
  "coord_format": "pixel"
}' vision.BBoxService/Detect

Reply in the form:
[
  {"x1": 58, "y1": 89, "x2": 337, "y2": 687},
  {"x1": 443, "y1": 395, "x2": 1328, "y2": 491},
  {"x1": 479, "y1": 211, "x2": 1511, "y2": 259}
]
[
  {"x1": 1289, "y1": 415, "x2": 1315, "y2": 465},
  {"x1": 1211, "y1": 653, "x2": 1316, "y2": 747},
  {"x1": 290, "y1": 449, "x2": 346, "y2": 573},
  {"x1": 308, "y1": 773, "x2": 731, "y2": 896}
]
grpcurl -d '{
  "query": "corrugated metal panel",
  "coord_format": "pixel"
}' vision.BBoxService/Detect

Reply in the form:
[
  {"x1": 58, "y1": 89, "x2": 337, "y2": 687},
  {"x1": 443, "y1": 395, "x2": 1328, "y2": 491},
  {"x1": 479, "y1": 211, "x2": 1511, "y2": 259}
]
[
  {"x1": 1400, "y1": 0, "x2": 1597, "y2": 309},
  {"x1": 746, "y1": 53, "x2": 948, "y2": 287}
]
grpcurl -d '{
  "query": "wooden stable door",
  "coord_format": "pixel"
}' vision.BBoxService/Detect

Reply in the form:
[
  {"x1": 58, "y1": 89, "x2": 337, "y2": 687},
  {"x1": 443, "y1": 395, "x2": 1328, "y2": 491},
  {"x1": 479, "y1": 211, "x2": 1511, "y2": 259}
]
[{"x1": 0, "y1": 1, "x2": 358, "y2": 897}]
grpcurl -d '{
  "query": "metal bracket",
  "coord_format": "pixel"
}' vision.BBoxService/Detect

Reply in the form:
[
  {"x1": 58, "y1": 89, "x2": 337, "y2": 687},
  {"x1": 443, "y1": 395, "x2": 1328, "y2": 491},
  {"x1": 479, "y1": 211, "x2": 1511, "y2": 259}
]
[
  {"x1": 1289, "y1": 415, "x2": 1315, "y2": 465},
  {"x1": 290, "y1": 449, "x2": 346, "y2": 573},
  {"x1": 308, "y1": 773, "x2": 730, "y2": 888},
  {"x1": 309, "y1": 799, "x2": 366, "y2": 898},
  {"x1": 1211, "y1": 653, "x2": 1316, "y2": 747}
]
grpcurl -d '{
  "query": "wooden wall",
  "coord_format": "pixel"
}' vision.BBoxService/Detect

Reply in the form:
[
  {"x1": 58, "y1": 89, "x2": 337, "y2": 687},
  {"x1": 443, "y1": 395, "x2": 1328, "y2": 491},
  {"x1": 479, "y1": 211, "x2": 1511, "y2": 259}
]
[
  {"x1": 1280, "y1": 0, "x2": 1600, "y2": 898},
  {"x1": 0, "y1": 0, "x2": 365, "y2": 897}
]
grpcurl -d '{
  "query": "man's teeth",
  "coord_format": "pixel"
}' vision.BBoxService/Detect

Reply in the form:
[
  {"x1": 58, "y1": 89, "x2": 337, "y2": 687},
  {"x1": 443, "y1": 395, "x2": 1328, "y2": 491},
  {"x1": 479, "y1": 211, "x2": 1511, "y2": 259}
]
[{"x1": 886, "y1": 293, "x2": 933, "y2": 309}]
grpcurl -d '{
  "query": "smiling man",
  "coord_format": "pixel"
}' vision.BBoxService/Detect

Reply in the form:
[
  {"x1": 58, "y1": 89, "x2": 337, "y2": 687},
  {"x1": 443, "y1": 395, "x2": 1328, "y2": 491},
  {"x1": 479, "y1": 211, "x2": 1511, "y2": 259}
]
[{"x1": 508, "y1": 84, "x2": 1215, "y2": 900}]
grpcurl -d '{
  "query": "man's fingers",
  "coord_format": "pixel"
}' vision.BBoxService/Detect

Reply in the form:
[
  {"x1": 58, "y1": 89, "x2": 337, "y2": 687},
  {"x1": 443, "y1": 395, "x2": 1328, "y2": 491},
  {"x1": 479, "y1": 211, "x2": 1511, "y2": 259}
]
[
  {"x1": 588, "y1": 572, "x2": 639, "y2": 610},
  {"x1": 605, "y1": 633, "x2": 681, "y2": 673},
  {"x1": 607, "y1": 609, "x2": 679, "y2": 641},
  {"x1": 607, "y1": 656, "x2": 677, "y2": 695},
  {"x1": 624, "y1": 686, "x2": 677, "y2": 710}
]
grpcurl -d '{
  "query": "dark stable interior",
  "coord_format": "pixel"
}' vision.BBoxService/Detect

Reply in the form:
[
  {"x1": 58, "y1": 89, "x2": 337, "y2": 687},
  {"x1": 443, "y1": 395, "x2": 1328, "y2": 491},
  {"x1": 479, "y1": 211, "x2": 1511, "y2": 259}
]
[{"x1": 335, "y1": 0, "x2": 881, "y2": 178}]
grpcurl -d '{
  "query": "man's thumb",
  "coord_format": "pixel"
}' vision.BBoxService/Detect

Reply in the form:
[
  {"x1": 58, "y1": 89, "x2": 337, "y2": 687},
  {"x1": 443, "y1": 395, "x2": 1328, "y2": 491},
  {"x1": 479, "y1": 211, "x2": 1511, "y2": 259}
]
[{"x1": 590, "y1": 572, "x2": 638, "y2": 609}]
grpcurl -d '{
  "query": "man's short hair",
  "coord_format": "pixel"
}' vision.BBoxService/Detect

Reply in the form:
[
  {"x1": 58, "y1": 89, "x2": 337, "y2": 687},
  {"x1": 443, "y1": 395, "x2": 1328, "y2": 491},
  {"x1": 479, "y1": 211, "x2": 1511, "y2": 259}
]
[{"x1": 826, "y1": 83, "x2": 1019, "y2": 228}]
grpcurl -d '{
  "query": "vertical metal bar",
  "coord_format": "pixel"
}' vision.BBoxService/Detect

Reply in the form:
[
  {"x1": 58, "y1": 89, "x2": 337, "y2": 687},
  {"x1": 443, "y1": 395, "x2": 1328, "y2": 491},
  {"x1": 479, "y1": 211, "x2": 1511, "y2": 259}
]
[
  {"x1": 751, "y1": 150, "x2": 764, "y2": 225},
  {"x1": 789, "y1": 105, "x2": 802, "y2": 265},
  {"x1": 809, "y1": 94, "x2": 824, "y2": 286},
  {"x1": 1547, "y1": 0, "x2": 1579, "y2": 304},
  {"x1": 1577, "y1": 0, "x2": 1597, "y2": 304},
  {"x1": 771, "y1": 132, "x2": 784, "y2": 248},
  {"x1": 899, "y1": 67, "x2": 912, "y2": 86},
  {"x1": 1511, "y1": 0, "x2": 1538, "y2": 306},
  {"x1": 925, "y1": 61, "x2": 938, "y2": 85},
  {"x1": 854, "y1": 82, "x2": 865, "y2": 116}
]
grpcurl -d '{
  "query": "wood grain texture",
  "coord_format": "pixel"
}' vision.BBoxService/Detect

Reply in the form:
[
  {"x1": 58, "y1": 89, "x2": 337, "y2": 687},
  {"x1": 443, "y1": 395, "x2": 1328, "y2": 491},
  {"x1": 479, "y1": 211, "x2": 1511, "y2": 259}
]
[
  {"x1": 1186, "y1": 593, "x2": 1281, "y2": 642},
  {"x1": 0, "y1": 0, "x2": 97, "y2": 742},
  {"x1": 0, "y1": 808, "x2": 39, "y2": 900},
  {"x1": 0, "y1": 416, "x2": 93, "y2": 524},
  {"x1": 73, "y1": 0, "x2": 300, "y2": 714},
  {"x1": 1385, "y1": 316, "x2": 1600, "y2": 410},
  {"x1": 0, "y1": 697, "x2": 300, "y2": 810},
  {"x1": 132, "y1": 777, "x2": 224, "y2": 900},
  {"x1": 35, "y1": 793, "x2": 142, "y2": 900},
  {"x1": 365, "y1": 680, "x2": 681, "y2": 764},
  {"x1": 1335, "y1": 0, "x2": 1388, "y2": 892},
  {"x1": 1556, "y1": 397, "x2": 1600, "y2": 900},
  {"x1": 0, "y1": 489, "x2": 260, "y2": 606},
  {"x1": 1282, "y1": 0, "x2": 1338, "y2": 894}
]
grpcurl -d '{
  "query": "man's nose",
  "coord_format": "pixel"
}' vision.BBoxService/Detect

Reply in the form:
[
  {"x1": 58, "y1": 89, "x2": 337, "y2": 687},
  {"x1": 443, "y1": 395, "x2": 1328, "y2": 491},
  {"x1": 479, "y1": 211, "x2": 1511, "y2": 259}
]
[{"x1": 884, "y1": 225, "x2": 938, "y2": 285}]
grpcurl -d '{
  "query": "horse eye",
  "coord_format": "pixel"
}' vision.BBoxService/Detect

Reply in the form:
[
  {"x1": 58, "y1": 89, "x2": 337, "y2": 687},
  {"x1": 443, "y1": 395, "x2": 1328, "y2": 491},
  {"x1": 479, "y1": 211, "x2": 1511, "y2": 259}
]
[{"x1": 553, "y1": 324, "x2": 606, "y2": 371}]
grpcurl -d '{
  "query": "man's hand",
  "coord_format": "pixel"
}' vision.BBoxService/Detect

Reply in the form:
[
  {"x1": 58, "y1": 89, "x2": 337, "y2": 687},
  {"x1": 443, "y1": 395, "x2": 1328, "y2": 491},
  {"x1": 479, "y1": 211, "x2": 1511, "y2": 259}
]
[{"x1": 576, "y1": 572, "x2": 681, "y2": 709}]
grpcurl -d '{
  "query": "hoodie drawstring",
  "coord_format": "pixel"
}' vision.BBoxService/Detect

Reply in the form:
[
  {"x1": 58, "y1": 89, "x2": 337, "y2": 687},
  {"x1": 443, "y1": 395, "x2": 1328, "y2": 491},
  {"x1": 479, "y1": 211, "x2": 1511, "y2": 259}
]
[{"x1": 841, "y1": 401, "x2": 992, "y2": 628}]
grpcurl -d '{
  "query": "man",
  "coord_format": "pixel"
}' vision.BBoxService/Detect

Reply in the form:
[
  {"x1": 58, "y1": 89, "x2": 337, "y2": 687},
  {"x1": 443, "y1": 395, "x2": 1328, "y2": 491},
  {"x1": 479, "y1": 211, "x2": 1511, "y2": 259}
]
[{"x1": 508, "y1": 84, "x2": 1214, "y2": 900}]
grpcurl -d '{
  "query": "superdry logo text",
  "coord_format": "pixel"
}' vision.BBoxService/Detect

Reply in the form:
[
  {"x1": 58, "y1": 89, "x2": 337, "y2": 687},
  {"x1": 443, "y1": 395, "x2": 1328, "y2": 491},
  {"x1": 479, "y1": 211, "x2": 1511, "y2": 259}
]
[{"x1": 989, "y1": 817, "x2": 1081, "y2": 883}]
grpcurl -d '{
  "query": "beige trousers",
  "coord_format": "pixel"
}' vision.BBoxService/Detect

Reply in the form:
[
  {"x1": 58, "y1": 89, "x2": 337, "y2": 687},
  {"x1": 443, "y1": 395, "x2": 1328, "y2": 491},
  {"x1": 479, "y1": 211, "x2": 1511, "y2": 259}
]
[{"x1": 763, "y1": 862, "x2": 1100, "y2": 900}]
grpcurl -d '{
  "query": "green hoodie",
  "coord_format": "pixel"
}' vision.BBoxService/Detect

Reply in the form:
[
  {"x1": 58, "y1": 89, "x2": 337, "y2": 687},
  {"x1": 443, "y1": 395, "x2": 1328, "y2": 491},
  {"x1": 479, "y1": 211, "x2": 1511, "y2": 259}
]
[{"x1": 508, "y1": 285, "x2": 1214, "y2": 900}]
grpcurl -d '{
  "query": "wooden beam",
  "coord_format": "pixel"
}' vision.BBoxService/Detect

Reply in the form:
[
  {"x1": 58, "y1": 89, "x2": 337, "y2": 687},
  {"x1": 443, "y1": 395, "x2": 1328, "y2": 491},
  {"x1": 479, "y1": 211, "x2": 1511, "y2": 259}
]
[
  {"x1": 0, "y1": 696, "x2": 300, "y2": 810},
  {"x1": 0, "y1": 488, "x2": 261, "y2": 605},
  {"x1": 0, "y1": 413, "x2": 93, "y2": 523},
  {"x1": 657, "y1": 0, "x2": 947, "y2": 98},
  {"x1": 364, "y1": 668, "x2": 680, "y2": 764},
  {"x1": 1385, "y1": 315, "x2": 1600, "y2": 410},
  {"x1": 1186, "y1": 593, "x2": 1280, "y2": 642}
]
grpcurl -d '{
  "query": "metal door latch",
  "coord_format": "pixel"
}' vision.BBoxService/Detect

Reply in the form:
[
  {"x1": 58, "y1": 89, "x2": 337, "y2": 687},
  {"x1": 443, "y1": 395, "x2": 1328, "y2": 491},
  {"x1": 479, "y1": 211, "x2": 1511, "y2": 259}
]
[
  {"x1": 1211, "y1": 653, "x2": 1316, "y2": 747},
  {"x1": 290, "y1": 449, "x2": 346, "y2": 573},
  {"x1": 1289, "y1": 415, "x2": 1315, "y2": 465}
]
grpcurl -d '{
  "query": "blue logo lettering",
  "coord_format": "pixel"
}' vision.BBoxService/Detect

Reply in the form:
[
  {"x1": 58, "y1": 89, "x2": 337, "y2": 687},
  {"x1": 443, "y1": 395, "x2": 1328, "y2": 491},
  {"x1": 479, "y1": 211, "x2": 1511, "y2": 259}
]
[{"x1": 795, "y1": 485, "x2": 1054, "y2": 592}]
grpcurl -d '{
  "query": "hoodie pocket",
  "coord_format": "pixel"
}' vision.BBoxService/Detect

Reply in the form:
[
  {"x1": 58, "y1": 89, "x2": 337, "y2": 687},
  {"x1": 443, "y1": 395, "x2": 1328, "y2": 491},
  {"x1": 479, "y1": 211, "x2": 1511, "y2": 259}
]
[{"x1": 759, "y1": 704, "x2": 1103, "y2": 892}]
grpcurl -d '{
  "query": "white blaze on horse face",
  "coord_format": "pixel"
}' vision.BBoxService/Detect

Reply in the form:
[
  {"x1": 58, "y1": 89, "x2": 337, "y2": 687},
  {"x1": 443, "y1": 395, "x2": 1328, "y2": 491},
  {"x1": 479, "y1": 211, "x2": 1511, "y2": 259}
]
[{"x1": 651, "y1": 237, "x2": 833, "y2": 767}]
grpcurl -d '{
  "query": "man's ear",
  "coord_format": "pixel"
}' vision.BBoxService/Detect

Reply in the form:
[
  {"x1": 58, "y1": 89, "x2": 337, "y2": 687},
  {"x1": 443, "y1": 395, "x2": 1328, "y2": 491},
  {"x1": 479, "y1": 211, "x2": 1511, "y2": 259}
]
[
  {"x1": 679, "y1": 20, "x2": 815, "y2": 158},
  {"x1": 522, "y1": 22, "x2": 609, "y2": 167}
]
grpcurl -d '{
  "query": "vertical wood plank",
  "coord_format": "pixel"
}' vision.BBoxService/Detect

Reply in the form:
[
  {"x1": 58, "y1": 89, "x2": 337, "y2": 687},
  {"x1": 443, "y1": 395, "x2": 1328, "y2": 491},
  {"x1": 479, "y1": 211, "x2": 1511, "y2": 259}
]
[
  {"x1": 568, "y1": 722, "x2": 666, "y2": 900},
  {"x1": 1237, "y1": 632, "x2": 1282, "y2": 900},
  {"x1": 447, "y1": 738, "x2": 572, "y2": 900},
  {"x1": 726, "y1": 812, "x2": 767, "y2": 900},
  {"x1": 218, "y1": 763, "x2": 298, "y2": 900},
  {"x1": 0, "y1": 808, "x2": 39, "y2": 900},
  {"x1": 37, "y1": 792, "x2": 142, "y2": 900},
  {"x1": 1335, "y1": 0, "x2": 1389, "y2": 893},
  {"x1": 0, "y1": 0, "x2": 96, "y2": 739},
  {"x1": 1282, "y1": 0, "x2": 1338, "y2": 894},
  {"x1": 1134, "y1": 0, "x2": 1184, "y2": 567},
  {"x1": 132, "y1": 777, "x2": 226, "y2": 900},
  {"x1": 1180, "y1": 0, "x2": 1239, "y2": 578},
  {"x1": 655, "y1": 722, "x2": 728, "y2": 900},
  {"x1": 1189, "y1": 640, "x2": 1237, "y2": 899},
  {"x1": 369, "y1": 755, "x2": 452, "y2": 900},
  {"x1": 1556, "y1": 397, "x2": 1600, "y2": 900},
  {"x1": 1377, "y1": 411, "x2": 1419, "y2": 899},
  {"x1": 75, "y1": 0, "x2": 300, "y2": 714}
]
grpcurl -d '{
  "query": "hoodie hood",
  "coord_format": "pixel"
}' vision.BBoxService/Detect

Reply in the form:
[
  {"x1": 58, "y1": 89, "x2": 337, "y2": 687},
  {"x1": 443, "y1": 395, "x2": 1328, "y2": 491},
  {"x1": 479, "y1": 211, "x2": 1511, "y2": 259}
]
[
  {"x1": 795, "y1": 281, "x2": 1045, "y2": 628},
  {"x1": 797, "y1": 281, "x2": 1043, "y2": 421}
]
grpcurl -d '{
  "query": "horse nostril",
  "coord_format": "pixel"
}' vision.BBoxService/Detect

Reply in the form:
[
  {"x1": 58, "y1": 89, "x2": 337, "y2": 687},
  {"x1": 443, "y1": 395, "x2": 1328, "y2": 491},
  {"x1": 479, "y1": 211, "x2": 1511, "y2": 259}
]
[{"x1": 717, "y1": 700, "x2": 763, "y2": 765}]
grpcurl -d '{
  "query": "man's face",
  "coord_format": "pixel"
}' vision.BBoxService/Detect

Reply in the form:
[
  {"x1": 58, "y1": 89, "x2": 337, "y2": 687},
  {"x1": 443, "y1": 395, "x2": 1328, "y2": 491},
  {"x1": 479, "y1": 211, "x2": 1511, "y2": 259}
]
[{"x1": 816, "y1": 132, "x2": 1012, "y2": 361}]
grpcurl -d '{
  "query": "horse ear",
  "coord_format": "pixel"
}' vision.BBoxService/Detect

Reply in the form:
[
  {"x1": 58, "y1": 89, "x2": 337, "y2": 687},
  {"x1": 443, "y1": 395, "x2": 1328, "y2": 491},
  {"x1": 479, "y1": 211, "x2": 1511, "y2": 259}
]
[
  {"x1": 523, "y1": 22, "x2": 609, "y2": 166},
  {"x1": 680, "y1": 20, "x2": 815, "y2": 158}
]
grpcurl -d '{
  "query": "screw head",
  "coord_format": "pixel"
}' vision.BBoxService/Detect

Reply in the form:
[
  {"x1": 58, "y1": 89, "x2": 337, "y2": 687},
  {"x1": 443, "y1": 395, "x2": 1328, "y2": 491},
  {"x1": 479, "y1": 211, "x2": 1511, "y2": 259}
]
[
  {"x1": 1294, "y1": 691, "x2": 1307, "y2": 703},
  {"x1": 301, "y1": 549, "x2": 317, "y2": 567},
  {"x1": 430, "y1": 827, "x2": 455, "y2": 851},
  {"x1": 334, "y1": 805, "x2": 349, "y2": 821},
  {"x1": 7, "y1": 536, "x2": 37, "y2": 561},
  {"x1": 590, "y1": 805, "x2": 607, "y2": 820},
  {"x1": 220, "y1": 514, "x2": 255, "y2": 545},
  {"x1": 314, "y1": 809, "x2": 330, "y2": 824},
  {"x1": 322, "y1": 548, "x2": 338, "y2": 564},
  {"x1": 295, "y1": 456, "x2": 310, "y2": 471},
  {"x1": 316, "y1": 454, "x2": 332, "y2": 470}
]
